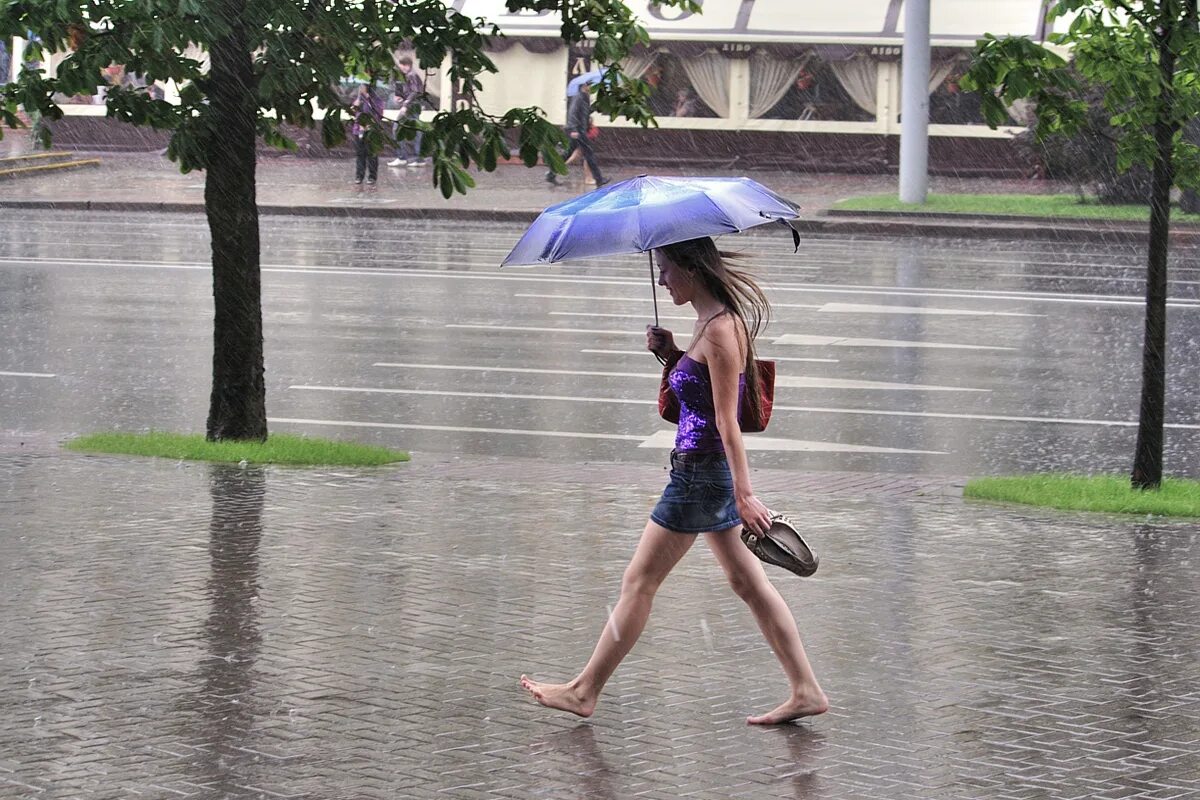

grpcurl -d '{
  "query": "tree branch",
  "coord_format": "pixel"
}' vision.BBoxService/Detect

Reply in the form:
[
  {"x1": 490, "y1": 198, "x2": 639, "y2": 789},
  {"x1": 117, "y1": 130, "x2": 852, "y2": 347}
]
[{"x1": 1110, "y1": 0, "x2": 1157, "y2": 28}]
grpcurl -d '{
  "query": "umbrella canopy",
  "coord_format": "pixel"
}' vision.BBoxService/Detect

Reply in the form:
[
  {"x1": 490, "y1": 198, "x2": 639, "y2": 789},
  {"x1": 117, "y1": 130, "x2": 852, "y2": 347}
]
[
  {"x1": 566, "y1": 68, "x2": 607, "y2": 97},
  {"x1": 501, "y1": 175, "x2": 801, "y2": 267}
]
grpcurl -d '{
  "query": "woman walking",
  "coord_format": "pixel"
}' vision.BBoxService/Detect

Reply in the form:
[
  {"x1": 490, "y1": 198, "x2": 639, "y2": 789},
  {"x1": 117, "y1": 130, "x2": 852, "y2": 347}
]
[{"x1": 521, "y1": 237, "x2": 827, "y2": 725}]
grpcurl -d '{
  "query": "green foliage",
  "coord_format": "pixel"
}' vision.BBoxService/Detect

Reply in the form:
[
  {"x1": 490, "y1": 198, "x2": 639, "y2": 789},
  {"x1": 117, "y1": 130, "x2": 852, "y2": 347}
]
[
  {"x1": 831, "y1": 192, "x2": 1200, "y2": 220},
  {"x1": 66, "y1": 431, "x2": 410, "y2": 466},
  {"x1": 0, "y1": 0, "x2": 696, "y2": 193},
  {"x1": 1005, "y1": 69, "x2": 1155, "y2": 203},
  {"x1": 963, "y1": 0, "x2": 1200, "y2": 189},
  {"x1": 961, "y1": 35, "x2": 1084, "y2": 134},
  {"x1": 965, "y1": 474, "x2": 1200, "y2": 517}
]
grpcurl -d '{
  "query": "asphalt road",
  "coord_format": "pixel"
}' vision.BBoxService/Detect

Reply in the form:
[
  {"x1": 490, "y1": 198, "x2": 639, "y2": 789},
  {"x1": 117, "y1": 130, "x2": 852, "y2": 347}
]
[{"x1": 3, "y1": 209, "x2": 1199, "y2": 477}]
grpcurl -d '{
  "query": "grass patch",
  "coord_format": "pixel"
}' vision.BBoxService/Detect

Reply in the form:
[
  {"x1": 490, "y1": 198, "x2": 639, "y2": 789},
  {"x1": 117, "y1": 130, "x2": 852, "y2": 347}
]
[
  {"x1": 832, "y1": 193, "x2": 1200, "y2": 222},
  {"x1": 964, "y1": 474, "x2": 1200, "y2": 517},
  {"x1": 66, "y1": 431, "x2": 409, "y2": 466}
]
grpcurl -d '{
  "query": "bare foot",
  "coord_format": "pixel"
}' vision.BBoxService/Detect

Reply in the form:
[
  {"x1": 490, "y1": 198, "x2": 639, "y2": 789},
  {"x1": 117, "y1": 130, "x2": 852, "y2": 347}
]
[
  {"x1": 747, "y1": 690, "x2": 829, "y2": 725},
  {"x1": 520, "y1": 675, "x2": 596, "y2": 718}
]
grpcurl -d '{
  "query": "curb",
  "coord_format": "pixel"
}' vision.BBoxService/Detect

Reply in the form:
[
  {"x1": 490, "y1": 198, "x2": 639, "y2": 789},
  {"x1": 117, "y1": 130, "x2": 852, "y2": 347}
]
[
  {"x1": 2, "y1": 198, "x2": 1195, "y2": 244},
  {"x1": 0, "y1": 199, "x2": 541, "y2": 223},
  {"x1": 795, "y1": 217, "x2": 1191, "y2": 244},
  {"x1": 820, "y1": 209, "x2": 1200, "y2": 243}
]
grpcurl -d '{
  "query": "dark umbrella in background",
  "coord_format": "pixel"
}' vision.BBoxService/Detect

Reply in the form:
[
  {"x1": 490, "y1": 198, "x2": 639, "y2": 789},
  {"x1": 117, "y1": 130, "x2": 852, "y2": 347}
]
[{"x1": 501, "y1": 174, "x2": 802, "y2": 325}]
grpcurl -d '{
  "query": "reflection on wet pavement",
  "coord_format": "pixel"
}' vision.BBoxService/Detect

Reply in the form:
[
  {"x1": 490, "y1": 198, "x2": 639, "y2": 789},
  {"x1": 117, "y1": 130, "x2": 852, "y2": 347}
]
[
  {"x1": 184, "y1": 466, "x2": 267, "y2": 796},
  {"x1": 1, "y1": 452, "x2": 1197, "y2": 798}
]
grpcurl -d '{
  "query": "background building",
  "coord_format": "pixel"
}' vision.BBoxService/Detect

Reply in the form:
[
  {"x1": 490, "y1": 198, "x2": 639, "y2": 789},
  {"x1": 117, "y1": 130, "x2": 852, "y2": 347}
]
[{"x1": 6, "y1": 0, "x2": 1055, "y2": 174}]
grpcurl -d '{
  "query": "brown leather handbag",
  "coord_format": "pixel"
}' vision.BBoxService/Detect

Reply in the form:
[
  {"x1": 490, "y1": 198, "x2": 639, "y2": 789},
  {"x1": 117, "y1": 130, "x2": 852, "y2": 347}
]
[{"x1": 658, "y1": 350, "x2": 775, "y2": 433}]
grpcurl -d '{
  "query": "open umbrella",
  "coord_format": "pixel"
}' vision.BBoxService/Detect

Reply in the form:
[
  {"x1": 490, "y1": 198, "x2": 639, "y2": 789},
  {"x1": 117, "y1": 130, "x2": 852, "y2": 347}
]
[
  {"x1": 501, "y1": 174, "x2": 801, "y2": 325},
  {"x1": 566, "y1": 68, "x2": 607, "y2": 97}
]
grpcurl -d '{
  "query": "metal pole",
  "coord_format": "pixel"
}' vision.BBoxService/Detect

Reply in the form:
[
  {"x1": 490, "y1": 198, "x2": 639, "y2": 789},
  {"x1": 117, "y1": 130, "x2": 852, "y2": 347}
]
[
  {"x1": 647, "y1": 251, "x2": 659, "y2": 326},
  {"x1": 899, "y1": 0, "x2": 931, "y2": 204}
]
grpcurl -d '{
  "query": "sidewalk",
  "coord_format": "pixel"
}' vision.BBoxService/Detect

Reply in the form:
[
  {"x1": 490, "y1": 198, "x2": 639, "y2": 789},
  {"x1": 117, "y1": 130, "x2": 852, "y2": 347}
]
[{"x1": 0, "y1": 149, "x2": 1037, "y2": 216}]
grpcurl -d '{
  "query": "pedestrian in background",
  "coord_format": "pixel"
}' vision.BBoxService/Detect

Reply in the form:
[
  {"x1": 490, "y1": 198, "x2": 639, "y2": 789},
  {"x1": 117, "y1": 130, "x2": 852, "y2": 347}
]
[
  {"x1": 388, "y1": 57, "x2": 426, "y2": 168},
  {"x1": 546, "y1": 82, "x2": 606, "y2": 187},
  {"x1": 521, "y1": 237, "x2": 827, "y2": 726},
  {"x1": 350, "y1": 82, "x2": 384, "y2": 185}
]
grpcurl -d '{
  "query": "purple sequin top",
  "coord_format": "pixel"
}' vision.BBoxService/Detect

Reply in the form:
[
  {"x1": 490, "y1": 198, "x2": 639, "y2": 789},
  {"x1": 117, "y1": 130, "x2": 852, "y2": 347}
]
[{"x1": 669, "y1": 355, "x2": 745, "y2": 454}]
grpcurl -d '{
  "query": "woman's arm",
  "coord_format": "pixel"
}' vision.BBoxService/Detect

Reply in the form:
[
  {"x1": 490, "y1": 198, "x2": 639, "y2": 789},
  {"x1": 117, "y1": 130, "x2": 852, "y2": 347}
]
[{"x1": 706, "y1": 317, "x2": 771, "y2": 535}]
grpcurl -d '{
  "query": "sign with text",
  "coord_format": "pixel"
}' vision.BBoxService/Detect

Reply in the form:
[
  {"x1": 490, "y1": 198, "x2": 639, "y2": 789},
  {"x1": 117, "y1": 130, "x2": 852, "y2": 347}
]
[{"x1": 444, "y1": 1, "x2": 1053, "y2": 44}]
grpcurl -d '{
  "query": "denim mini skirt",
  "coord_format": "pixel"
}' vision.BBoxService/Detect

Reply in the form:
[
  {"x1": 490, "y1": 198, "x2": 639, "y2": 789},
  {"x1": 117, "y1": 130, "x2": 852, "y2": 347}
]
[{"x1": 650, "y1": 450, "x2": 743, "y2": 534}]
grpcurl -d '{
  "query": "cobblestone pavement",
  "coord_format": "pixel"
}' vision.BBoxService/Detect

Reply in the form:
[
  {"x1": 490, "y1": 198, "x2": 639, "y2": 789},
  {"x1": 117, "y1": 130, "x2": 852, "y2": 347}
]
[{"x1": 2, "y1": 443, "x2": 1198, "y2": 799}]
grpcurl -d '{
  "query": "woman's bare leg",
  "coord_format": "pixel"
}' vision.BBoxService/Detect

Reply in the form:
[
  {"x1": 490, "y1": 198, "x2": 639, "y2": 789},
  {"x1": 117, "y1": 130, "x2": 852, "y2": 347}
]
[
  {"x1": 705, "y1": 527, "x2": 828, "y2": 725},
  {"x1": 521, "y1": 521, "x2": 696, "y2": 717}
]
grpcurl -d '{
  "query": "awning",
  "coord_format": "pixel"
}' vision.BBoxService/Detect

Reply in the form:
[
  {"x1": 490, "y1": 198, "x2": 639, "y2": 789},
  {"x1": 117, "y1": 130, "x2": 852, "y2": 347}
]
[{"x1": 446, "y1": 0, "x2": 1055, "y2": 47}]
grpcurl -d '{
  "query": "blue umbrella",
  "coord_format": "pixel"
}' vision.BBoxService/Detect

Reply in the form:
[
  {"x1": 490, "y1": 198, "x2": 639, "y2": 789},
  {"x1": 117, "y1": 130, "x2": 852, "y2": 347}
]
[
  {"x1": 501, "y1": 174, "x2": 801, "y2": 325},
  {"x1": 566, "y1": 68, "x2": 607, "y2": 97}
]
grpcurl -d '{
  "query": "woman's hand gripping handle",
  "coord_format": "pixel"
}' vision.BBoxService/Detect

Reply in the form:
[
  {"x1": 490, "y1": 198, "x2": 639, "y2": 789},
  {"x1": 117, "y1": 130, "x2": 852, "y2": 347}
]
[{"x1": 646, "y1": 326, "x2": 678, "y2": 364}]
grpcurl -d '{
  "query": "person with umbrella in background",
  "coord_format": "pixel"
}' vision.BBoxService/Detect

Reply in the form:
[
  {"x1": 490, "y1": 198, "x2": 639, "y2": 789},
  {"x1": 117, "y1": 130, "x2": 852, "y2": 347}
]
[
  {"x1": 519, "y1": 232, "x2": 828, "y2": 726},
  {"x1": 546, "y1": 76, "x2": 607, "y2": 187}
]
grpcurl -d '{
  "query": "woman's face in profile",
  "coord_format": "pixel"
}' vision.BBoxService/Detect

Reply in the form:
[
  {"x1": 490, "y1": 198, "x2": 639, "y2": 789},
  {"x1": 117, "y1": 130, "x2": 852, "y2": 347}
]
[{"x1": 655, "y1": 251, "x2": 692, "y2": 306}]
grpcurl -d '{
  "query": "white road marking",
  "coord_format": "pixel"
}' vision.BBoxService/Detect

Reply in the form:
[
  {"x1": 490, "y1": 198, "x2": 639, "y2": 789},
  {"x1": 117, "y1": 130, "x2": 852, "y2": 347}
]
[
  {"x1": 770, "y1": 280, "x2": 1200, "y2": 308},
  {"x1": 0, "y1": 370, "x2": 55, "y2": 378},
  {"x1": 269, "y1": 416, "x2": 646, "y2": 442},
  {"x1": 580, "y1": 349, "x2": 838, "y2": 364},
  {"x1": 369, "y1": 362, "x2": 984, "y2": 392},
  {"x1": 287, "y1": 385, "x2": 1200, "y2": 430},
  {"x1": 517, "y1": 292, "x2": 823, "y2": 309},
  {"x1": 550, "y1": 311, "x2": 698, "y2": 321},
  {"x1": 996, "y1": 273, "x2": 1200, "y2": 286},
  {"x1": 452, "y1": 324, "x2": 1008, "y2": 361},
  {"x1": 637, "y1": 429, "x2": 945, "y2": 454},
  {"x1": 372, "y1": 362, "x2": 655, "y2": 379},
  {"x1": 770, "y1": 403, "x2": 1200, "y2": 430},
  {"x1": 0, "y1": 256, "x2": 650, "y2": 287},
  {"x1": 267, "y1": 417, "x2": 940, "y2": 453},
  {"x1": 5, "y1": 255, "x2": 1198, "y2": 308},
  {"x1": 780, "y1": 376, "x2": 987, "y2": 392},
  {"x1": 775, "y1": 334, "x2": 1012, "y2": 350},
  {"x1": 290, "y1": 385, "x2": 654, "y2": 406},
  {"x1": 447, "y1": 323, "x2": 646, "y2": 336},
  {"x1": 817, "y1": 302, "x2": 1042, "y2": 317}
]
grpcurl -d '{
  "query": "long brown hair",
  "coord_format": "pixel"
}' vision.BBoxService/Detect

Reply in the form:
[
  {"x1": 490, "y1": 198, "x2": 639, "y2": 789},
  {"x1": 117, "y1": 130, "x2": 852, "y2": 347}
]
[{"x1": 659, "y1": 237, "x2": 771, "y2": 413}]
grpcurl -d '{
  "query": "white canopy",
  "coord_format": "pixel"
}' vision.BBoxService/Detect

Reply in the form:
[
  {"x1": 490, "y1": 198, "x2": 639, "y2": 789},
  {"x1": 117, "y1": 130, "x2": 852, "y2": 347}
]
[{"x1": 447, "y1": 0, "x2": 1055, "y2": 47}]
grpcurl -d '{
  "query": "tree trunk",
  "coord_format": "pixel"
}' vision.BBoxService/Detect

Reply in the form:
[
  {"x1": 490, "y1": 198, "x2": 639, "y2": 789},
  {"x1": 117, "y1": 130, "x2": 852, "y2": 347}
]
[
  {"x1": 1130, "y1": 27, "x2": 1177, "y2": 490},
  {"x1": 204, "y1": 0, "x2": 266, "y2": 442}
]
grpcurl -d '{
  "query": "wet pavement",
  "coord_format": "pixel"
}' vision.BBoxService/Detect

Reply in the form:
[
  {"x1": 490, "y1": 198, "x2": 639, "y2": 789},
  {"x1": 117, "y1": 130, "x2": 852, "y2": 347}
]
[
  {"x1": 2, "y1": 449, "x2": 1198, "y2": 799},
  {"x1": 2, "y1": 196, "x2": 1200, "y2": 797}
]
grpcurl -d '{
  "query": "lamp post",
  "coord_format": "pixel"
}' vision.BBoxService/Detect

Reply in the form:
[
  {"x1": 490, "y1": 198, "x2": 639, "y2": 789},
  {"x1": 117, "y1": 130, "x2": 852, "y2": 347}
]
[{"x1": 899, "y1": 0, "x2": 931, "y2": 204}]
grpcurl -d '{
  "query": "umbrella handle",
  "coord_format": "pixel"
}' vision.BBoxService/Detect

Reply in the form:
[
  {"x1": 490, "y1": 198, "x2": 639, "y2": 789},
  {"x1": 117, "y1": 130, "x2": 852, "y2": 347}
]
[
  {"x1": 647, "y1": 251, "x2": 668, "y2": 365},
  {"x1": 647, "y1": 251, "x2": 659, "y2": 327}
]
